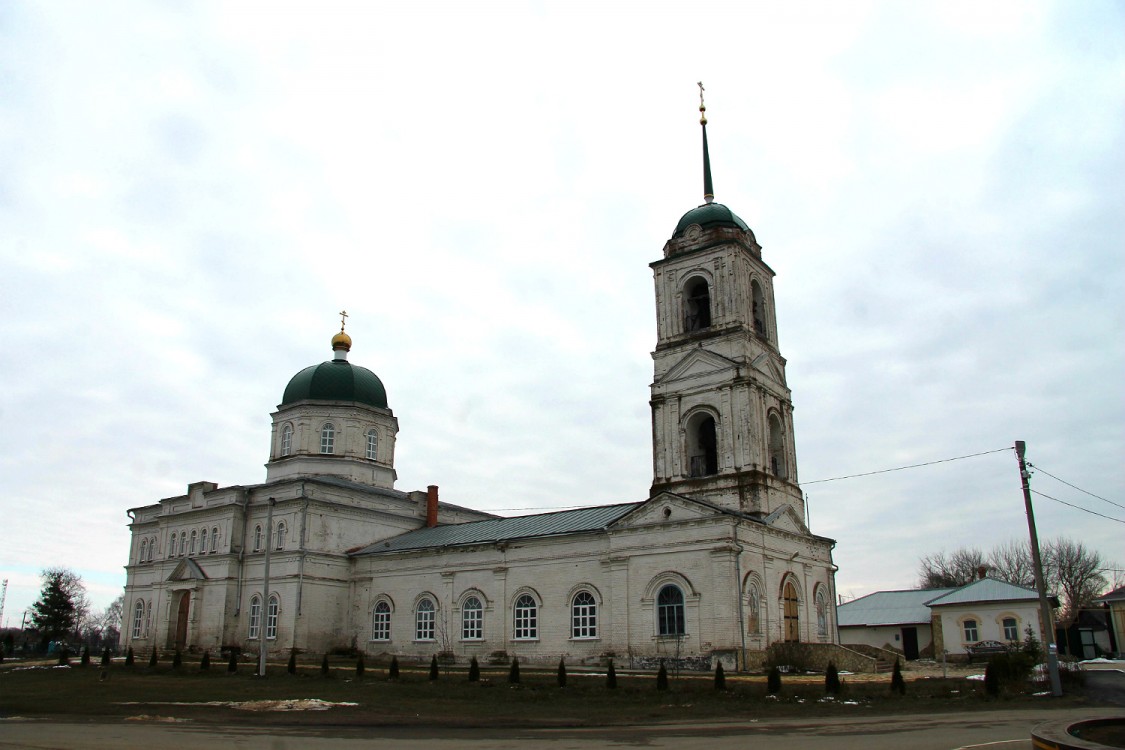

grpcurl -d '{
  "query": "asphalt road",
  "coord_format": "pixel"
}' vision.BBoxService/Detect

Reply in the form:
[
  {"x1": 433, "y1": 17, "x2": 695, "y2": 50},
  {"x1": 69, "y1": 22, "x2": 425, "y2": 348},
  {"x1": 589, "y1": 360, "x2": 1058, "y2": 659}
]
[{"x1": 0, "y1": 707, "x2": 1118, "y2": 750}]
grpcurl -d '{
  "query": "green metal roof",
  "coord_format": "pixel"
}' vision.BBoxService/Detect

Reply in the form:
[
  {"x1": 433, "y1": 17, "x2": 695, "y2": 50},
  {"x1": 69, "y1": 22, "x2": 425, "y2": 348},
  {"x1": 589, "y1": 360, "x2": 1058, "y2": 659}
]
[
  {"x1": 673, "y1": 202, "x2": 750, "y2": 237},
  {"x1": 837, "y1": 588, "x2": 954, "y2": 627},
  {"x1": 351, "y1": 503, "x2": 641, "y2": 556},
  {"x1": 924, "y1": 578, "x2": 1042, "y2": 607},
  {"x1": 281, "y1": 360, "x2": 388, "y2": 409}
]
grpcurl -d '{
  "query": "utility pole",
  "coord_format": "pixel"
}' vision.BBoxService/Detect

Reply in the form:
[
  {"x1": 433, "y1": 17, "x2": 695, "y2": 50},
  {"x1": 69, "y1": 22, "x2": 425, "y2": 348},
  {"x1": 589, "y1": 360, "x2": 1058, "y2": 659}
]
[{"x1": 1015, "y1": 440, "x2": 1062, "y2": 697}]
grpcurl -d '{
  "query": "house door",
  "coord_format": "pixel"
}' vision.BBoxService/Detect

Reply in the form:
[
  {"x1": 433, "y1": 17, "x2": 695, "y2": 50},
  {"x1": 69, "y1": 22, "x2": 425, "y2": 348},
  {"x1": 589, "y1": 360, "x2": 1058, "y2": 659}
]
[
  {"x1": 783, "y1": 581, "x2": 800, "y2": 642},
  {"x1": 902, "y1": 626, "x2": 919, "y2": 660},
  {"x1": 175, "y1": 593, "x2": 189, "y2": 650}
]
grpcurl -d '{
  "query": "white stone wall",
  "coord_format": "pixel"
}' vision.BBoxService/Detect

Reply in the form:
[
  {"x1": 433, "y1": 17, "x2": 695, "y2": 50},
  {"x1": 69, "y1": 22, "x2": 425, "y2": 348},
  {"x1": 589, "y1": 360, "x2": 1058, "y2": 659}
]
[{"x1": 934, "y1": 600, "x2": 1044, "y2": 656}]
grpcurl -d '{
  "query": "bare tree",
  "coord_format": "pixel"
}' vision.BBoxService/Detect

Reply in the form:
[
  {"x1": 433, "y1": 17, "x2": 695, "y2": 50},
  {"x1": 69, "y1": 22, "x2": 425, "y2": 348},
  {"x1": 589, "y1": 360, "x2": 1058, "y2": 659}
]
[
  {"x1": 987, "y1": 540, "x2": 1035, "y2": 588},
  {"x1": 1044, "y1": 537, "x2": 1107, "y2": 625},
  {"x1": 917, "y1": 548, "x2": 986, "y2": 588}
]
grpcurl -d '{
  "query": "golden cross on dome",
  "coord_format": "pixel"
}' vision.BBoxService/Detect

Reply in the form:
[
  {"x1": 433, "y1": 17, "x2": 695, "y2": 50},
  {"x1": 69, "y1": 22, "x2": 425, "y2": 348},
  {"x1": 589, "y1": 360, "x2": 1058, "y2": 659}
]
[
  {"x1": 338, "y1": 309, "x2": 348, "y2": 331},
  {"x1": 698, "y1": 81, "x2": 707, "y2": 124}
]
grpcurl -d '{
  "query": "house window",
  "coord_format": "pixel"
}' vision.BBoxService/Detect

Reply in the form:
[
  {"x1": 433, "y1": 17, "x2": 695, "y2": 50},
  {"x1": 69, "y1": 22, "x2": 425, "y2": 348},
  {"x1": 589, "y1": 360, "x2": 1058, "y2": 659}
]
[
  {"x1": 963, "y1": 619, "x2": 979, "y2": 642},
  {"x1": 320, "y1": 423, "x2": 335, "y2": 454},
  {"x1": 684, "y1": 277, "x2": 712, "y2": 331},
  {"x1": 190, "y1": 530, "x2": 197, "y2": 555},
  {"x1": 139, "y1": 540, "x2": 147, "y2": 563},
  {"x1": 281, "y1": 425, "x2": 292, "y2": 456},
  {"x1": 248, "y1": 596, "x2": 262, "y2": 639},
  {"x1": 253, "y1": 524, "x2": 262, "y2": 552},
  {"x1": 461, "y1": 596, "x2": 483, "y2": 640},
  {"x1": 210, "y1": 527, "x2": 218, "y2": 553},
  {"x1": 266, "y1": 595, "x2": 279, "y2": 640},
  {"x1": 747, "y1": 584, "x2": 761, "y2": 634},
  {"x1": 1003, "y1": 617, "x2": 1018, "y2": 642},
  {"x1": 365, "y1": 429, "x2": 378, "y2": 460},
  {"x1": 132, "y1": 600, "x2": 145, "y2": 638},
  {"x1": 657, "y1": 584, "x2": 685, "y2": 636},
  {"x1": 372, "y1": 601, "x2": 391, "y2": 641},
  {"x1": 415, "y1": 598, "x2": 435, "y2": 641},
  {"x1": 571, "y1": 591, "x2": 597, "y2": 639},
  {"x1": 200, "y1": 529, "x2": 208, "y2": 555},
  {"x1": 514, "y1": 594, "x2": 538, "y2": 639}
]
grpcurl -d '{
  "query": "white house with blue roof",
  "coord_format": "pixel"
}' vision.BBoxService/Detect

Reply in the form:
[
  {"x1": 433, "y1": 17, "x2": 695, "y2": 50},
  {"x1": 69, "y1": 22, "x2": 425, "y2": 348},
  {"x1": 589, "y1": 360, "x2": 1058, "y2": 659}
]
[{"x1": 121, "y1": 101, "x2": 839, "y2": 669}]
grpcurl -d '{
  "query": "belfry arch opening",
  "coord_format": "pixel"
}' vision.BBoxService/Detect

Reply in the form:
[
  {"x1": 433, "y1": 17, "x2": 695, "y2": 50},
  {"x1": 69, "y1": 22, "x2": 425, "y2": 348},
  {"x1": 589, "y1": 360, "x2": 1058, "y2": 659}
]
[
  {"x1": 751, "y1": 280, "x2": 767, "y2": 338},
  {"x1": 685, "y1": 411, "x2": 718, "y2": 478},
  {"x1": 768, "y1": 412, "x2": 786, "y2": 479},
  {"x1": 683, "y1": 277, "x2": 711, "y2": 332}
]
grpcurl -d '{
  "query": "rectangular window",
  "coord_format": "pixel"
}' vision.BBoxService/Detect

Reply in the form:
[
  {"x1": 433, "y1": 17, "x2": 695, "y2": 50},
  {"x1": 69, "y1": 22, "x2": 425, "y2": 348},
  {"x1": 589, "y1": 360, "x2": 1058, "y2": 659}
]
[
  {"x1": 266, "y1": 596, "x2": 279, "y2": 640},
  {"x1": 572, "y1": 592, "x2": 597, "y2": 639},
  {"x1": 372, "y1": 604, "x2": 390, "y2": 641},
  {"x1": 248, "y1": 599, "x2": 261, "y2": 639},
  {"x1": 963, "y1": 619, "x2": 979, "y2": 642},
  {"x1": 415, "y1": 601, "x2": 435, "y2": 641},
  {"x1": 1003, "y1": 617, "x2": 1018, "y2": 641},
  {"x1": 514, "y1": 595, "x2": 537, "y2": 640},
  {"x1": 462, "y1": 603, "x2": 482, "y2": 640}
]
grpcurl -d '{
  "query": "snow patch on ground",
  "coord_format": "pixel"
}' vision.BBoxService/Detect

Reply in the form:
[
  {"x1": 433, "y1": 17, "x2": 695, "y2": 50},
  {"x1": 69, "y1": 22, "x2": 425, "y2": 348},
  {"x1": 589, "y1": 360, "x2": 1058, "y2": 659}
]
[{"x1": 117, "y1": 699, "x2": 358, "y2": 712}]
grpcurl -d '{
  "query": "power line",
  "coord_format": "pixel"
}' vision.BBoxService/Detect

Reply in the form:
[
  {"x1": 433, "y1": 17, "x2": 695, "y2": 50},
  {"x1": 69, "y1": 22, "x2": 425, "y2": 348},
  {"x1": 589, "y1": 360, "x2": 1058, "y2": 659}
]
[
  {"x1": 1026, "y1": 463, "x2": 1124, "y2": 511},
  {"x1": 1030, "y1": 489, "x2": 1125, "y2": 526},
  {"x1": 802, "y1": 447, "x2": 1012, "y2": 485}
]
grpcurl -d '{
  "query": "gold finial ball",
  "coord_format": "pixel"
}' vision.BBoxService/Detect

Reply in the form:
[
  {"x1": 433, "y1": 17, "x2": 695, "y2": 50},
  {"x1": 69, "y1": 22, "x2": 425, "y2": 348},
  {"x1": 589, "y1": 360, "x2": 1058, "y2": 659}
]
[{"x1": 331, "y1": 330, "x2": 352, "y2": 351}]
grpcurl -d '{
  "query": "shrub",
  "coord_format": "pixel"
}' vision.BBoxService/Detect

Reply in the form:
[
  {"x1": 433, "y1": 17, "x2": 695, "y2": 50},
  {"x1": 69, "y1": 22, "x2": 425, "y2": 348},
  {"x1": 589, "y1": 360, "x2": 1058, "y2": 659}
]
[
  {"x1": 148, "y1": 648, "x2": 158, "y2": 668},
  {"x1": 767, "y1": 666, "x2": 782, "y2": 694},
  {"x1": 508, "y1": 657, "x2": 520, "y2": 684},
  {"x1": 125, "y1": 647, "x2": 134, "y2": 667},
  {"x1": 656, "y1": 660, "x2": 669, "y2": 691},
  {"x1": 984, "y1": 662, "x2": 1000, "y2": 697},
  {"x1": 607, "y1": 659, "x2": 617, "y2": 689},
  {"x1": 227, "y1": 651, "x2": 238, "y2": 673},
  {"x1": 57, "y1": 646, "x2": 69, "y2": 666},
  {"x1": 389, "y1": 656, "x2": 400, "y2": 680},
  {"x1": 890, "y1": 659, "x2": 906, "y2": 695},
  {"x1": 825, "y1": 661, "x2": 840, "y2": 694},
  {"x1": 321, "y1": 654, "x2": 330, "y2": 677},
  {"x1": 201, "y1": 651, "x2": 211, "y2": 671},
  {"x1": 173, "y1": 650, "x2": 182, "y2": 669},
  {"x1": 557, "y1": 657, "x2": 567, "y2": 688},
  {"x1": 713, "y1": 662, "x2": 726, "y2": 690},
  {"x1": 80, "y1": 646, "x2": 90, "y2": 667},
  {"x1": 288, "y1": 651, "x2": 297, "y2": 675},
  {"x1": 356, "y1": 653, "x2": 365, "y2": 678},
  {"x1": 101, "y1": 647, "x2": 111, "y2": 667},
  {"x1": 468, "y1": 656, "x2": 480, "y2": 682},
  {"x1": 429, "y1": 655, "x2": 439, "y2": 681}
]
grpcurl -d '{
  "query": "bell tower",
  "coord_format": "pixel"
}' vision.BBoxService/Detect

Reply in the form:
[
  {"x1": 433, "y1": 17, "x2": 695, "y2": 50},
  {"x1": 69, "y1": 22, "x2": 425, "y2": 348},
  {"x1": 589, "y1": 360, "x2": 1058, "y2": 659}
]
[{"x1": 649, "y1": 86, "x2": 804, "y2": 521}]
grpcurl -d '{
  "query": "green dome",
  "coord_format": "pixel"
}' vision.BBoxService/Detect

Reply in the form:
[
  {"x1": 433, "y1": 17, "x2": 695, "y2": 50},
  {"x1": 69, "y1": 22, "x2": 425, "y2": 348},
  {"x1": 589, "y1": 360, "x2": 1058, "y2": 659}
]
[
  {"x1": 281, "y1": 360, "x2": 388, "y2": 409},
  {"x1": 673, "y1": 202, "x2": 750, "y2": 237}
]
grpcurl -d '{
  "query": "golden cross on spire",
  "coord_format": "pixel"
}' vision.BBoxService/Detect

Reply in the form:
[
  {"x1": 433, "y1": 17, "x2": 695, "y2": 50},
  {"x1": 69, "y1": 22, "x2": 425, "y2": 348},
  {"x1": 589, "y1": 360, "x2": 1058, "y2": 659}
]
[
  {"x1": 338, "y1": 309, "x2": 348, "y2": 331},
  {"x1": 698, "y1": 81, "x2": 707, "y2": 124}
]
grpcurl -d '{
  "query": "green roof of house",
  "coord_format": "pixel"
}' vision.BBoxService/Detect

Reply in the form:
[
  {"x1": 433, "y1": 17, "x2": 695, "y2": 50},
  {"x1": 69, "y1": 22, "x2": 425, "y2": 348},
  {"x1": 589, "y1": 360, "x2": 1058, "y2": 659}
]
[
  {"x1": 837, "y1": 588, "x2": 955, "y2": 628},
  {"x1": 924, "y1": 578, "x2": 1042, "y2": 607},
  {"x1": 281, "y1": 360, "x2": 388, "y2": 409},
  {"x1": 673, "y1": 202, "x2": 750, "y2": 237}
]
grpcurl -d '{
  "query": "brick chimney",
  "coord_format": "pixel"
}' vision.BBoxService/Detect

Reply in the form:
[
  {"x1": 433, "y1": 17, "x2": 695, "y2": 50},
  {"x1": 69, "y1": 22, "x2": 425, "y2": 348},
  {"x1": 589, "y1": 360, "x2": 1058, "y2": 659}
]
[
  {"x1": 426, "y1": 485, "x2": 439, "y2": 528},
  {"x1": 977, "y1": 565, "x2": 989, "y2": 581}
]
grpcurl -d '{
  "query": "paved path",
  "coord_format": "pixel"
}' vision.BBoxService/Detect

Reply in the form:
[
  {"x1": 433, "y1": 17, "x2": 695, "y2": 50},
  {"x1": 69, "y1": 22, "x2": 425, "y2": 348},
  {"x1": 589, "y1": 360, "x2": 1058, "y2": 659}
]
[{"x1": 0, "y1": 707, "x2": 1117, "y2": 750}]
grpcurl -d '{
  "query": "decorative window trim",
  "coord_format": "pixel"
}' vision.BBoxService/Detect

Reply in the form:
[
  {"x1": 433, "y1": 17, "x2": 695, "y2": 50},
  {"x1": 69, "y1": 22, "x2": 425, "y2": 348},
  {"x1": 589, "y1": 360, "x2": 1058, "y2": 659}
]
[
  {"x1": 248, "y1": 595, "x2": 262, "y2": 640},
  {"x1": 200, "y1": 529, "x2": 208, "y2": 556},
  {"x1": 139, "y1": 540, "x2": 147, "y2": 564},
  {"x1": 414, "y1": 596, "x2": 437, "y2": 641},
  {"x1": 132, "y1": 600, "x2": 145, "y2": 639},
  {"x1": 265, "y1": 594, "x2": 280, "y2": 640},
  {"x1": 656, "y1": 584, "x2": 686, "y2": 637},
  {"x1": 960, "y1": 616, "x2": 980, "y2": 643},
  {"x1": 281, "y1": 424, "x2": 293, "y2": 457},
  {"x1": 275, "y1": 521, "x2": 287, "y2": 551},
  {"x1": 513, "y1": 593, "x2": 539, "y2": 640},
  {"x1": 210, "y1": 527, "x2": 218, "y2": 553},
  {"x1": 744, "y1": 573, "x2": 764, "y2": 635},
  {"x1": 371, "y1": 599, "x2": 392, "y2": 642},
  {"x1": 190, "y1": 530, "x2": 197, "y2": 556},
  {"x1": 253, "y1": 524, "x2": 262, "y2": 552},
  {"x1": 570, "y1": 590, "x2": 598, "y2": 640},
  {"x1": 461, "y1": 595, "x2": 484, "y2": 641}
]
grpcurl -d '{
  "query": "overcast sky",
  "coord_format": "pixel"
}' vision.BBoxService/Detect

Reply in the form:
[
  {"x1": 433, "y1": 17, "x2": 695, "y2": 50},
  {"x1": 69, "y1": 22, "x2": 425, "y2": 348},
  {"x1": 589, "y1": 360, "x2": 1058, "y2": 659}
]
[{"x1": 2, "y1": 1, "x2": 1122, "y2": 626}]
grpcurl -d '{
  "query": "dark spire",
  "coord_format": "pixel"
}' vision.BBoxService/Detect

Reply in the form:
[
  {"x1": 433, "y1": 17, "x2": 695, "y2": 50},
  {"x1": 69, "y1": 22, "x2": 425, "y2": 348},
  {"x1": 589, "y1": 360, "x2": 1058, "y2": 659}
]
[{"x1": 698, "y1": 81, "x2": 714, "y2": 204}]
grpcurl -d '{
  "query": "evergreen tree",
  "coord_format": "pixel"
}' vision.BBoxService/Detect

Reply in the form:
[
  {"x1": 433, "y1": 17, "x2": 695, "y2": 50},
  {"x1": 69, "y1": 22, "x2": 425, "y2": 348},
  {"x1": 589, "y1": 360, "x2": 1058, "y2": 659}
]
[
  {"x1": 201, "y1": 651, "x2": 211, "y2": 671},
  {"x1": 714, "y1": 662, "x2": 726, "y2": 690},
  {"x1": 656, "y1": 660, "x2": 669, "y2": 691},
  {"x1": 356, "y1": 653, "x2": 365, "y2": 678},
  {"x1": 148, "y1": 648, "x2": 158, "y2": 667},
  {"x1": 767, "y1": 666, "x2": 782, "y2": 694},
  {"x1": 508, "y1": 656, "x2": 521, "y2": 684},
  {"x1": 557, "y1": 657, "x2": 567, "y2": 688},
  {"x1": 389, "y1": 655, "x2": 400, "y2": 680},
  {"x1": 80, "y1": 646, "x2": 90, "y2": 667},
  {"x1": 228, "y1": 651, "x2": 238, "y2": 673},
  {"x1": 606, "y1": 659, "x2": 617, "y2": 689},
  {"x1": 101, "y1": 647, "x2": 111, "y2": 667},
  {"x1": 29, "y1": 568, "x2": 86, "y2": 648},
  {"x1": 429, "y1": 654, "x2": 440, "y2": 681},
  {"x1": 173, "y1": 649, "x2": 182, "y2": 669},
  {"x1": 321, "y1": 654, "x2": 330, "y2": 677},
  {"x1": 125, "y1": 646, "x2": 134, "y2": 667},
  {"x1": 825, "y1": 661, "x2": 840, "y2": 694},
  {"x1": 890, "y1": 659, "x2": 906, "y2": 695},
  {"x1": 288, "y1": 651, "x2": 297, "y2": 675},
  {"x1": 468, "y1": 656, "x2": 480, "y2": 682}
]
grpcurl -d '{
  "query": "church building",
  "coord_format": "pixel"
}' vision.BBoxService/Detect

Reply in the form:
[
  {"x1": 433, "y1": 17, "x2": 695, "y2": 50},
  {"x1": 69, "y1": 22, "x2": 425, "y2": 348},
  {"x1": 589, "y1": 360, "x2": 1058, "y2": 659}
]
[{"x1": 122, "y1": 98, "x2": 839, "y2": 669}]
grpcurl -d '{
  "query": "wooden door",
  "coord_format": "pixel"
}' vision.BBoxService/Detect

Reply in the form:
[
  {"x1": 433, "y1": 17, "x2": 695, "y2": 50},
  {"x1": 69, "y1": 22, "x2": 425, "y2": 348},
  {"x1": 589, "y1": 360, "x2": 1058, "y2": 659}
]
[
  {"x1": 783, "y1": 581, "x2": 799, "y2": 642},
  {"x1": 175, "y1": 593, "x2": 189, "y2": 650}
]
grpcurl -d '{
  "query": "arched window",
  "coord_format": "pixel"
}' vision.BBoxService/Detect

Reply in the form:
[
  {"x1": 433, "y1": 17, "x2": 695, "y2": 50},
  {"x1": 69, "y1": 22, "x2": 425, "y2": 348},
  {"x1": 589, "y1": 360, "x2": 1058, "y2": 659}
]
[
  {"x1": 210, "y1": 527, "x2": 218, "y2": 553},
  {"x1": 320, "y1": 423, "x2": 335, "y2": 454},
  {"x1": 275, "y1": 521, "x2": 287, "y2": 550},
  {"x1": 371, "y1": 601, "x2": 391, "y2": 641},
  {"x1": 571, "y1": 591, "x2": 597, "y2": 639},
  {"x1": 248, "y1": 595, "x2": 262, "y2": 639},
  {"x1": 200, "y1": 529, "x2": 208, "y2": 555},
  {"x1": 684, "y1": 277, "x2": 712, "y2": 331},
  {"x1": 461, "y1": 596, "x2": 483, "y2": 640},
  {"x1": 686, "y1": 411, "x2": 718, "y2": 477},
  {"x1": 167, "y1": 535, "x2": 175, "y2": 559},
  {"x1": 281, "y1": 424, "x2": 293, "y2": 457},
  {"x1": 365, "y1": 429, "x2": 378, "y2": 460},
  {"x1": 144, "y1": 600, "x2": 151, "y2": 636},
  {"x1": 513, "y1": 594, "x2": 538, "y2": 639},
  {"x1": 1003, "y1": 616, "x2": 1019, "y2": 642},
  {"x1": 190, "y1": 530, "x2": 197, "y2": 555},
  {"x1": 266, "y1": 595, "x2": 279, "y2": 639},
  {"x1": 816, "y1": 588, "x2": 829, "y2": 638},
  {"x1": 415, "y1": 598, "x2": 436, "y2": 641},
  {"x1": 751, "y1": 279, "x2": 768, "y2": 338},
  {"x1": 782, "y1": 579, "x2": 800, "y2": 642},
  {"x1": 768, "y1": 413, "x2": 787, "y2": 479},
  {"x1": 132, "y1": 600, "x2": 145, "y2": 638},
  {"x1": 139, "y1": 540, "x2": 147, "y2": 564},
  {"x1": 746, "y1": 583, "x2": 761, "y2": 634},
  {"x1": 657, "y1": 585, "x2": 685, "y2": 636},
  {"x1": 179, "y1": 532, "x2": 187, "y2": 556}
]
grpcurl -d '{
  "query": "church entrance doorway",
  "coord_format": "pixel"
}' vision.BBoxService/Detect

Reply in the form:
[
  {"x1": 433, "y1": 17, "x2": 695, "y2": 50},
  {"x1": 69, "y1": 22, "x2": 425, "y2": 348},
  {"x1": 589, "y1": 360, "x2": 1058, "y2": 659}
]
[
  {"x1": 174, "y1": 593, "x2": 189, "y2": 651},
  {"x1": 782, "y1": 581, "x2": 799, "y2": 642}
]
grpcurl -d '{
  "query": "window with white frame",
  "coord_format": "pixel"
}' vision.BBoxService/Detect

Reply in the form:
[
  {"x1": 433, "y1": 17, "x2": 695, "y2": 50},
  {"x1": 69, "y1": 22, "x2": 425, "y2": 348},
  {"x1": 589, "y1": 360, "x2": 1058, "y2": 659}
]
[
  {"x1": 281, "y1": 424, "x2": 293, "y2": 456},
  {"x1": 149, "y1": 537, "x2": 156, "y2": 561},
  {"x1": 132, "y1": 600, "x2": 145, "y2": 638},
  {"x1": 266, "y1": 595, "x2": 279, "y2": 639},
  {"x1": 514, "y1": 594, "x2": 538, "y2": 640},
  {"x1": 1003, "y1": 617, "x2": 1018, "y2": 641},
  {"x1": 210, "y1": 527, "x2": 218, "y2": 553},
  {"x1": 200, "y1": 529, "x2": 208, "y2": 555},
  {"x1": 190, "y1": 530, "x2": 197, "y2": 555},
  {"x1": 461, "y1": 596, "x2": 483, "y2": 640},
  {"x1": 179, "y1": 532, "x2": 187, "y2": 556},
  {"x1": 657, "y1": 584, "x2": 685, "y2": 636},
  {"x1": 372, "y1": 601, "x2": 391, "y2": 641},
  {"x1": 571, "y1": 591, "x2": 597, "y2": 639},
  {"x1": 139, "y1": 540, "x2": 147, "y2": 563},
  {"x1": 415, "y1": 598, "x2": 435, "y2": 640},
  {"x1": 253, "y1": 524, "x2": 262, "y2": 552},
  {"x1": 963, "y1": 618, "x2": 979, "y2": 642},
  {"x1": 143, "y1": 600, "x2": 151, "y2": 636},
  {"x1": 365, "y1": 429, "x2": 378, "y2": 460},
  {"x1": 275, "y1": 521, "x2": 286, "y2": 550},
  {"x1": 168, "y1": 535, "x2": 175, "y2": 559},
  {"x1": 320, "y1": 423, "x2": 335, "y2": 454},
  {"x1": 248, "y1": 596, "x2": 262, "y2": 639}
]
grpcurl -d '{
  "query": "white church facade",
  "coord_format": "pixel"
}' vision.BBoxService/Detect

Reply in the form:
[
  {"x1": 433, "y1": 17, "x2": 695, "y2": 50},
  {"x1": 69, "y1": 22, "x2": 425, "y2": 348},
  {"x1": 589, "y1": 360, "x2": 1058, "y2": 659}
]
[{"x1": 122, "y1": 105, "x2": 840, "y2": 670}]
